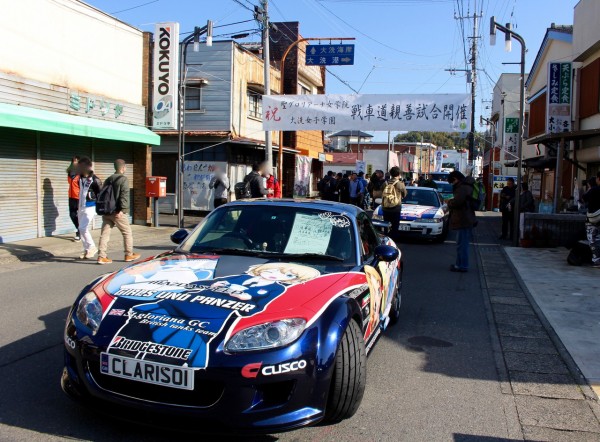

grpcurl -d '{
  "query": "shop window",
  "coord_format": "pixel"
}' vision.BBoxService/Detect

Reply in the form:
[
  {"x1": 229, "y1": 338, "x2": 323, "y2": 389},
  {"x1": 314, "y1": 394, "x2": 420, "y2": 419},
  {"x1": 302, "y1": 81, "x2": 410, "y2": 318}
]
[
  {"x1": 185, "y1": 81, "x2": 205, "y2": 111},
  {"x1": 528, "y1": 93, "x2": 546, "y2": 137},
  {"x1": 579, "y1": 59, "x2": 600, "y2": 119},
  {"x1": 248, "y1": 90, "x2": 262, "y2": 119}
]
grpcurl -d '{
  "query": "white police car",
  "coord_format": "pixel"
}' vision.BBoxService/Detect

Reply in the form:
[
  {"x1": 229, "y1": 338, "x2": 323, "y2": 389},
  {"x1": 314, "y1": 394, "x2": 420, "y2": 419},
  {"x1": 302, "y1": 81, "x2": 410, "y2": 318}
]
[{"x1": 373, "y1": 187, "x2": 449, "y2": 243}]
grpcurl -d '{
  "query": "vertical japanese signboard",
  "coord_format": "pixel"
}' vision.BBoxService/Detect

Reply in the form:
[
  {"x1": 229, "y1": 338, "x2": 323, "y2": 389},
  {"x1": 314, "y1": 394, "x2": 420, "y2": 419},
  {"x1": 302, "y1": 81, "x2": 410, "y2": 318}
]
[
  {"x1": 504, "y1": 117, "x2": 519, "y2": 155},
  {"x1": 546, "y1": 62, "x2": 572, "y2": 133},
  {"x1": 153, "y1": 22, "x2": 180, "y2": 129}
]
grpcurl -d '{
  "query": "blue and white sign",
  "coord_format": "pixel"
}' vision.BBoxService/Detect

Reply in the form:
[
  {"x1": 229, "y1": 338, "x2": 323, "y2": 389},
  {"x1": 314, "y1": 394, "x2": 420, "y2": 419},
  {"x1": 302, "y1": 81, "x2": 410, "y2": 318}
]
[{"x1": 305, "y1": 44, "x2": 355, "y2": 66}]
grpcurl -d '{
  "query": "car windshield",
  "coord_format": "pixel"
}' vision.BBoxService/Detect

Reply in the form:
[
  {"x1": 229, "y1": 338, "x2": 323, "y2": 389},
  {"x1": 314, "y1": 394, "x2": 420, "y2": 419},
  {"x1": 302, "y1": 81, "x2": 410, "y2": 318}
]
[
  {"x1": 179, "y1": 205, "x2": 357, "y2": 264},
  {"x1": 403, "y1": 188, "x2": 440, "y2": 207},
  {"x1": 435, "y1": 181, "x2": 453, "y2": 193}
]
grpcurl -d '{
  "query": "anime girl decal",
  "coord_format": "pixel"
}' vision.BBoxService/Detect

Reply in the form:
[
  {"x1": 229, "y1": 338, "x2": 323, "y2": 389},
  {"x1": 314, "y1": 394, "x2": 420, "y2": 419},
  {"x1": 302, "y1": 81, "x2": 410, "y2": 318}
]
[
  {"x1": 107, "y1": 262, "x2": 320, "y2": 369},
  {"x1": 363, "y1": 265, "x2": 384, "y2": 340}
]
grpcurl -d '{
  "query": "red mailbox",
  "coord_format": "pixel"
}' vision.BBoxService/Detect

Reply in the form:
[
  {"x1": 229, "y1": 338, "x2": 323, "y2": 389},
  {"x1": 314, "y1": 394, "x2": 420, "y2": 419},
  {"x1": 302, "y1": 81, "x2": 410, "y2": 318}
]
[{"x1": 146, "y1": 176, "x2": 167, "y2": 198}]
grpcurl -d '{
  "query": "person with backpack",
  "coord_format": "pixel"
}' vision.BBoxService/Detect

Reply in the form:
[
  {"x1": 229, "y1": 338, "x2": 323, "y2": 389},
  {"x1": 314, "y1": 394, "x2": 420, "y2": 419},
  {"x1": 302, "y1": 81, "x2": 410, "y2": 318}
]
[
  {"x1": 265, "y1": 172, "x2": 281, "y2": 198},
  {"x1": 97, "y1": 159, "x2": 140, "y2": 265},
  {"x1": 76, "y1": 157, "x2": 102, "y2": 259},
  {"x1": 209, "y1": 167, "x2": 230, "y2": 208},
  {"x1": 349, "y1": 172, "x2": 365, "y2": 207},
  {"x1": 67, "y1": 155, "x2": 81, "y2": 241},
  {"x1": 447, "y1": 171, "x2": 477, "y2": 272},
  {"x1": 381, "y1": 166, "x2": 407, "y2": 238},
  {"x1": 244, "y1": 162, "x2": 269, "y2": 199}
]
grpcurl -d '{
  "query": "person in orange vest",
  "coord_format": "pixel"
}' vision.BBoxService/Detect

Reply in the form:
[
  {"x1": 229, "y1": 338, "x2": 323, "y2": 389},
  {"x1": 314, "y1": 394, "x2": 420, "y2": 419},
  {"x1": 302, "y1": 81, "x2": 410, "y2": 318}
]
[
  {"x1": 265, "y1": 172, "x2": 281, "y2": 198},
  {"x1": 67, "y1": 156, "x2": 80, "y2": 241}
]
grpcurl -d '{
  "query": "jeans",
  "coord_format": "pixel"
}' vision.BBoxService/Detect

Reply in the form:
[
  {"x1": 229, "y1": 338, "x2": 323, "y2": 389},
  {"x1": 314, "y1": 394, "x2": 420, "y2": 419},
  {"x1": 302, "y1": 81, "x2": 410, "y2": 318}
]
[
  {"x1": 98, "y1": 213, "x2": 133, "y2": 258},
  {"x1": 455, "y1": 227, "x2": 473, "y2": 270},
  {"x1": 78, "y1": 206, "x2": 97, "y2": 252},
  {"x1": 69, "y1": 198, "x2": 79, "y2": 231},
  {"x1": 586, "y1": 222, "x2": 600, "y2": 264}
]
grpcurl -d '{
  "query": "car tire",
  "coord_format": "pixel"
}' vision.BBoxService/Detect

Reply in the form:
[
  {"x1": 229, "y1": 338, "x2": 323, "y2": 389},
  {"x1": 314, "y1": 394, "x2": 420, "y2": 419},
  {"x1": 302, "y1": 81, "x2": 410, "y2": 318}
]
[
  {"x1": 325, "y1": 320, "x2": 367, "y2": 422},
  {"x1": 389, "y1": 268, "x2": 402, "y2": 325}
]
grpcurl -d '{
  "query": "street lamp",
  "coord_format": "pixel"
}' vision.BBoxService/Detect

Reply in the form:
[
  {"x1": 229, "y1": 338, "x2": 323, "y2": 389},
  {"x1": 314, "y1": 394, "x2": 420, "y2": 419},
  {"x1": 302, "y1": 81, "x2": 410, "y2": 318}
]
[
  {"x1": 177, "y1": 21, "x2": 213, "y2": 229},
  {"x1": 490, "y1": 16, "x2": 526, "y2": 247}
]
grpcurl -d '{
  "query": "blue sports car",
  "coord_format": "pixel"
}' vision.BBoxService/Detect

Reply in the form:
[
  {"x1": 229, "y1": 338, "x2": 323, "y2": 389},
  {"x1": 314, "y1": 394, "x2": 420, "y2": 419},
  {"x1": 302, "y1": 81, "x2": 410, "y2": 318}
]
[{"x1": 62, "y1": 199, "x2": 402, "y2": 432}]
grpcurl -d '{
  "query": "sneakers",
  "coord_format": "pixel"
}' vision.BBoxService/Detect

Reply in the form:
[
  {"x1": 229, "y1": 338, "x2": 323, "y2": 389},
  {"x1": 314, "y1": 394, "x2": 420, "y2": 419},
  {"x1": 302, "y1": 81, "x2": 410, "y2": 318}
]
[
  {"x1": 86, "y1": 247, "x2": 98, "y2": 259},
  {"x1": 97, "y1": 257, "x2": 113, "y2": 265},
  {"x1": 74, "y1": 233, "x2": 81, "y2": 242},
  {"x1": 124, "y1": 253, "x2": 141, "y2": 263}
]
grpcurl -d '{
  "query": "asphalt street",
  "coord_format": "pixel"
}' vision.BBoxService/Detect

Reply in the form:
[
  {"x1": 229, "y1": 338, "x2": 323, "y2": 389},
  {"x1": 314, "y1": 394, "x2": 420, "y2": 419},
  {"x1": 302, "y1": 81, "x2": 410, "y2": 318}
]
[{"x1": 0, "y1": 231, "x2": 520, "y2": 441}]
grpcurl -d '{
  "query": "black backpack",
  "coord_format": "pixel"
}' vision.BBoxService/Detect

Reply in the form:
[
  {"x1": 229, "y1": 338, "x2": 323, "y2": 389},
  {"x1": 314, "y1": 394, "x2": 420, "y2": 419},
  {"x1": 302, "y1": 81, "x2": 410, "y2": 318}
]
[
  {"x1": 234, "y1": 181, "x2": 252, "y2": 199},
  {"x1": 95, "y1": 176, "x2": 123, "y2": 215}
]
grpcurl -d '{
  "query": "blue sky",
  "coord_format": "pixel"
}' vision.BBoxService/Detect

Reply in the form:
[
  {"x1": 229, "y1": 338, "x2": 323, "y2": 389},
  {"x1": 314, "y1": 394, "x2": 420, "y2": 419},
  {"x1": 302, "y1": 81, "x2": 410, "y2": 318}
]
[{"x1": 88, "y1": 0, "x2": 576, "y2": 141}]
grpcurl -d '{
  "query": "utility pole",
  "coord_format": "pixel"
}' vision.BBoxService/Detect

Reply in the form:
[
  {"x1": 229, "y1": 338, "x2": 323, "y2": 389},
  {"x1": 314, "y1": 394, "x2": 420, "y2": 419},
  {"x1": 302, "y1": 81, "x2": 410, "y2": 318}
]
[
  {"x1": 257, "y1": 1, "x2": 272, "y2": 168},
  {"x1": 452, "y1": 9, "x2": 483, "y2": 175}
]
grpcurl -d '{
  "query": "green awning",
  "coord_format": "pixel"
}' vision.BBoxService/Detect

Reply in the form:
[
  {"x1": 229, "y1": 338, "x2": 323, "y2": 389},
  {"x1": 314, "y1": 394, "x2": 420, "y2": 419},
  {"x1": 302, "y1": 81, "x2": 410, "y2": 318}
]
[{"x1": 0, "y1": 102, "x2": 160, "y2": 145}]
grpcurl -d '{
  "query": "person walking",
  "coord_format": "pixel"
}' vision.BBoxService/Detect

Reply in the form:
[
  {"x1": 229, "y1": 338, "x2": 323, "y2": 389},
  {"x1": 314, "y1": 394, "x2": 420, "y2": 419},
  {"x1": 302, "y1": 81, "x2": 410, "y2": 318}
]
[
  {"x1": 76, "y1": 157, "x2": 102, "y2": 259},
  {"x1": 208, "y1": 167, "x2": 230, "y2": 209},
  {"x1": 318, "y1": 171, "x2": 336, "y2": 201},
  {"x1": 265, "y1": 172, "x2": 282, "y2": 198},
  {"x1": 381, "y1": 166, "x2": 407, "y2": 239},
  {"x1": 582, "y1": 173, "x2": 600, "y2": 268},
  {"x1": 447, "y1": 171, "x2": 477, "y2": 272},
  {"x1": 97, "y1": 159, "x2": 140, "y2": 265},
  {"x1": 499, "y1": 177, "x2": 516, "y2": 239},
  {"x1": 67, "y1": 156, "x2": 81, "y2": 241}
]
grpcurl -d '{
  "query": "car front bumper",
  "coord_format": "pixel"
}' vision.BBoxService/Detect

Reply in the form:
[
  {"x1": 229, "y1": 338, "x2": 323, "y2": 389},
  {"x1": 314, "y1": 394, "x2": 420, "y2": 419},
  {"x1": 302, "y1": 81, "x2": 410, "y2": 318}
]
[
  {"x1": 62, "y1": 325, "x2": 335, "y2": 432},
  {"x1": 397, "y1": 220, "x2": 444, "y2": 237}
]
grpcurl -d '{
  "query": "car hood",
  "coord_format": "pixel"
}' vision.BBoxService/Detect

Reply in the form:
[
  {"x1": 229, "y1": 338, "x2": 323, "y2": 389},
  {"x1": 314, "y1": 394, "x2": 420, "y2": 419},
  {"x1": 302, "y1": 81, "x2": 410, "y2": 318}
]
[
  {"x1": 94, "y1": 253, "x2": 366, "y2": 369},
  {"x1": 400, "y1": 204, "x2": 439, "y2": 221}
]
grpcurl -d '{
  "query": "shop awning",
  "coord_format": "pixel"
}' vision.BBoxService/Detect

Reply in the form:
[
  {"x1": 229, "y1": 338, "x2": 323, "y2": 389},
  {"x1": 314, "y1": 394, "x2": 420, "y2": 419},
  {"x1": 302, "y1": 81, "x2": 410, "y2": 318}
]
[{"x1": 0, "y1": 102, "x2": 160, "y2": 145}]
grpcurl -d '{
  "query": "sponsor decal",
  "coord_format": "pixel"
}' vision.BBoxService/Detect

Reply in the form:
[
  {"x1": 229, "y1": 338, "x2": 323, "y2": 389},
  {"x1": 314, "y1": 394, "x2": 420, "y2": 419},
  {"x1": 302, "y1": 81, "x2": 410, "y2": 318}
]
[
  {"x1": 241, "y1": 360, "x2": 308, "y2": 378},
  {"x1": 101, "y1": 353, "x2": 194, "y2": 390},
  {"x1": 347, "y1": 283, "x2": 368, "y2": 299},
  {"x1": 152, "y1": 22, "x2": 180, "y2": 129},
  {"x1": 65, "y1": 335, "x2": 76, "y2": 349},
  {"x1": 110, "y1": 336, "x2": 192, "y2": 361},
  {"x1": 108, "y1": 309, "x2": 126, "y2": 316},
  {"x1": 318, "y1": 211, "x2": 351, "y2": 228}
]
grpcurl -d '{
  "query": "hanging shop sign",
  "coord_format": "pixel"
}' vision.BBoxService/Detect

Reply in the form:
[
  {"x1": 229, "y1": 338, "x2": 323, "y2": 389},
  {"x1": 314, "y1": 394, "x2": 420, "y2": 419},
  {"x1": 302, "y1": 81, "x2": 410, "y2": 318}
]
[
  {"x1": 546, "y1": 62, "x2": 571, "y2": 134},
  {"x1": 263, "y1": 94, "x2": 471, "y2": 132},
  {"x1": 152, "y1": 22, "x2": 180, "y2": 129}
]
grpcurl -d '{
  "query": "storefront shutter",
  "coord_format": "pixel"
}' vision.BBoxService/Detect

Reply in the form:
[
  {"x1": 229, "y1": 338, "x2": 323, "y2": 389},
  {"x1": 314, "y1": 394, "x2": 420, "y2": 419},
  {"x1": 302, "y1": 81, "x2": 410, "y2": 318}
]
[
  {"x1": 92, "y1": 140, "x2": 134, "y2": 226},
  {"x1": 40, "y1": 133, "x2": 92, "y2": 236},
  {"x1": 0, "y1": 128, "x2": 38, "y2": 243}
]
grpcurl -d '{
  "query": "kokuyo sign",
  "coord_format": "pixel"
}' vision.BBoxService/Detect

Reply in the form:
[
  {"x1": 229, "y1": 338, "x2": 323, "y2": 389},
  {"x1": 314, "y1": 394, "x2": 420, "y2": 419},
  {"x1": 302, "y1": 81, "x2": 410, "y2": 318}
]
[{"x1": 152, "y1": 22, "x2": 180, "y2": 129}]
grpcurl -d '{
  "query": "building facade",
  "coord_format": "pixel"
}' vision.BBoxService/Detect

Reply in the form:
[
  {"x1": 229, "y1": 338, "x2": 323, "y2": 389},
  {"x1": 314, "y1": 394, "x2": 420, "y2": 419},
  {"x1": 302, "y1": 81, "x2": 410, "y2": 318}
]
[{"x1": 0, "y1": 0, "x2": 158, "y2": 243}]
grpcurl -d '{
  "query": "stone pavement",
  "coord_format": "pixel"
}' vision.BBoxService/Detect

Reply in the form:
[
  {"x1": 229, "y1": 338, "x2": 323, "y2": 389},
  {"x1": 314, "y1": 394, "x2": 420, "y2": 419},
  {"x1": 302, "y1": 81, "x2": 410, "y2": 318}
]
[
  {"x1": 474, "y1": 214, "x2": 600, "y2": 441},
  {"x1": 0, "y1": 214, "x2": 203, "y2": 265}
]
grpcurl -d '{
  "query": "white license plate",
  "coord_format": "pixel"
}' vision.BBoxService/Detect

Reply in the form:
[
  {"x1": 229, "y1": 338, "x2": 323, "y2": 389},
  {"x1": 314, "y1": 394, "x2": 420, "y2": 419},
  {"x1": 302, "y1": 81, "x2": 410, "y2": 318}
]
[
  {"x1": 398, "y1": 224, "x2": 411, "y2": 231},
  {"x1": 100, "y1": 353, "x2": 194, "y2": 390}
]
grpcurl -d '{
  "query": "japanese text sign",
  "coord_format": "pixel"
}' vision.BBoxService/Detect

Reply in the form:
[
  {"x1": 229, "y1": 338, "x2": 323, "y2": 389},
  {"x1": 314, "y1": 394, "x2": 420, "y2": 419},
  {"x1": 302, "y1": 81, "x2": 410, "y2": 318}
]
[
  {"x1": 504, "y1": 117, "x2": 519, "y2": 155},
  {"x1": 153, "y1": 22, "x2": 180, "y2": 130},
  {"x1": 546, "y1": 62, "x2": 571, "y2": 133},
  {"x1": 183, "y1": 161, "x2": 226, "y2": 210},
  {"x1": 493, "y1": 175, "x2": 517, "y2": 194},
  {"x1": 263, "y1": 94, "x2": 471, "y2": 132},
  {"x1": 305, "y1": 44, "x2": 355, "y2": 66}
]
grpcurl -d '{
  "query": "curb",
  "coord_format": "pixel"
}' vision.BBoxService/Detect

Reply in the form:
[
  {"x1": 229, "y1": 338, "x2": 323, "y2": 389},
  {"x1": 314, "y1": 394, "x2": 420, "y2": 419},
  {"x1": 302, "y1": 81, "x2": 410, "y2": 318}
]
[{"x1": 501, "y1": 246, "x2": 600, "y2": 419}]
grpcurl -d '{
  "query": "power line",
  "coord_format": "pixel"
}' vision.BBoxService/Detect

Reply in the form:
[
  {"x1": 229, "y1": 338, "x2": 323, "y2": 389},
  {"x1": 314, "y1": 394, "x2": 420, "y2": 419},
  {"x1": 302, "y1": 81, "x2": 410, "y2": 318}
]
[
  {"x1": 111, "y1": 0, "x2": 158, "y2": 14},
  {"x1": 231, "y1": 0, "x2": 254, "y2": 12}
]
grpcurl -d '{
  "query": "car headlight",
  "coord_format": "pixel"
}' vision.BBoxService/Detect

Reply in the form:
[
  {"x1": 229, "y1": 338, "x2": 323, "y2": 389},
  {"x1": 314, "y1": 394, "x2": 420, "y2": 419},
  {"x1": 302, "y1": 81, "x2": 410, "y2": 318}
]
[
  {"x1": 225, "y1": 318, "x2": 306, "y2": 352},
  {"x1": 76, "y1": 292, "x2": 102, "y2": 334},
  {"x1": 419, "y1": 217, "x2": 443, "y2": 223}
]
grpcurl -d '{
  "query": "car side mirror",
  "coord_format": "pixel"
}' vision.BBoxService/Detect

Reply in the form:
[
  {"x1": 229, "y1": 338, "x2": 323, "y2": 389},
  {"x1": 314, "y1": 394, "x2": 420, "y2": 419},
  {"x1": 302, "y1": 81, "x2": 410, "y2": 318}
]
[
  {"x1": 170, "y1": 229, "x2": 189, "y2": 245},
  {"x1": 374, "y1": 244, "x2": 399, "y2": 262}
]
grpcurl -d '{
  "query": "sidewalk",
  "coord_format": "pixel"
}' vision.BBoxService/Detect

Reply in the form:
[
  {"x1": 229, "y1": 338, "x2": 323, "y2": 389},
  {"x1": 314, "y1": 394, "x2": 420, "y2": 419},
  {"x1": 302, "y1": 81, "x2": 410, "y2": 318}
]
[
  {"x1": 0, "y1": 214, "x2": 204, "y2": 265},
  {"x1": 505, "y1": 246, "x2": 600, "y2": 398}
]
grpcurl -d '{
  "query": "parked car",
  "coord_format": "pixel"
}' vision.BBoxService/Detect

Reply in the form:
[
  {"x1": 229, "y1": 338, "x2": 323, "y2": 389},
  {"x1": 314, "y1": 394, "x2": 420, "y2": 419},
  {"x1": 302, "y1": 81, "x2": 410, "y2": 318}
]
[
  {"x1": 62, "y1": 200, "x2": 403, "y2": 432},
  {"x1": 372, "y1": 187, "x2": 449, "y2": 243}
]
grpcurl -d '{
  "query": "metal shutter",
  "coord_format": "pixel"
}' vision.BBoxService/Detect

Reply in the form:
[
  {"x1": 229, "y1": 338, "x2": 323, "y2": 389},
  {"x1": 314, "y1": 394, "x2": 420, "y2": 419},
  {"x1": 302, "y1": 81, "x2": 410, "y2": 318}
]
[
  {"x1": 0, "y1": 128, "x2": 38, "y2": 243},
  {"x1": 93, "y1": 140, "x2": 134, "y2": 226},
  {"x1": 40, "y1": 133, "x2": 92, "y2": 236}
]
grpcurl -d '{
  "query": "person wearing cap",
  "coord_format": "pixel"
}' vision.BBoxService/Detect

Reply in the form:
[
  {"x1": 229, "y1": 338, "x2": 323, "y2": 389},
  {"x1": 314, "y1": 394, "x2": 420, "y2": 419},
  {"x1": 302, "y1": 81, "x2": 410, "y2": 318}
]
[{"x1": 447, "y1": 171, "x2": 477, "y2": 272}]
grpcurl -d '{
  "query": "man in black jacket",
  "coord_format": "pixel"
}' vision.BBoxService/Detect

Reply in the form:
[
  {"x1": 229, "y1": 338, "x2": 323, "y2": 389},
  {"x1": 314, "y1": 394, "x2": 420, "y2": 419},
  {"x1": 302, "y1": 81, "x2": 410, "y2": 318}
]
[
  {"x1": 244, "y1": 162, "x2": 269, "y2": 198},
  {"x1": 97, "y1": 159, "x2": 140, "y2": 265},
  {"x1": 499, "y1": 178, "x2": 516, "y2": 239},
  {"x1": 583, "y1": 173, "x2": 600, "y2": 268}
]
